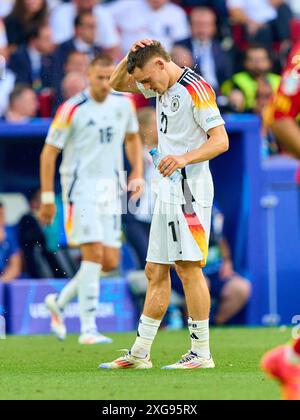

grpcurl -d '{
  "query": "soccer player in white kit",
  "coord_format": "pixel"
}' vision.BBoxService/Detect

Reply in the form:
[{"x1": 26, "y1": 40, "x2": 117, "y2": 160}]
[
  {"x1": 39, "y1": 54, "x2": 143, "y2": 345},
  {"x1": 100, "y1": 40, "x2": 229, "y2": 369}
]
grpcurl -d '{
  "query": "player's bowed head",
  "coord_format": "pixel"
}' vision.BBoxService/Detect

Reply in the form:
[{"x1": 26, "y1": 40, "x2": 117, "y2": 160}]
[
  {"x1": 109, "y1": 40, "x2": 186, "y2": 96},
  {"x1": 127, "y1": 40, "x2": 187, "y2": 95}
]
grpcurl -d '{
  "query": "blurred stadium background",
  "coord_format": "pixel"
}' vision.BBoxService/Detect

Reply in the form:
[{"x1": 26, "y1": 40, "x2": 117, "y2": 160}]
[{"x1": 0, "y1": 0, "x2": 300, "y2": 338}]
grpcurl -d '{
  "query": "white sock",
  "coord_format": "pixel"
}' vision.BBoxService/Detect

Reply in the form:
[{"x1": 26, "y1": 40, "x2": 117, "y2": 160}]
[
  {"x1": 78, "y1": 261, "x2": 102, "y2": 335},
  {"x1": 188, "y1": 318, "x2": 211, "y2": 360},
  {"x1": 57, "y1": 277, "x2": 79, "y2": 310},
  {"x1": 131, "y1": 315, "x2": 161, "y2": 359}
]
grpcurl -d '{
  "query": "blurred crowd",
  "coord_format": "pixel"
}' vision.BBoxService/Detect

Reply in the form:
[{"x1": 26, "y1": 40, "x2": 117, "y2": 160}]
[{"x1": 0, "y1": 0, "x2": 299, "y2": 125}]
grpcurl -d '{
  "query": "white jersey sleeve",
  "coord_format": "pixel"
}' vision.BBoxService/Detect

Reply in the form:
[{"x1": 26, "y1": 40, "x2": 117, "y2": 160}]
[
  {"x1": 136, "y1": 81, "x2": 157, "y2": 99},
  {"x1": 188, "y1": 77, "x2": 225, "y2": 133},
  {"x1": 46, "y1": 102, "x2": 77, "y2": 149}
]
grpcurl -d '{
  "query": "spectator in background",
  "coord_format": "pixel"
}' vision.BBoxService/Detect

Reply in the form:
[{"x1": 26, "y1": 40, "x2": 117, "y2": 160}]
[
  {"x1": 53, "y1": 12, "x2": 100, "y2": 95},
  {"x1": 64, "y1": 50, "x2": 89, "y2": 77},
  {"x1": 50, "y1": 0, "x2": 120, "y2": 59},
  {"x1": 177, "y1": 0, "x2": 228, "y2": 16},
  {"x1": 4, "y1": 0, "x2": 48, "y2": 52},
  {"x1": 221, "y1": 44, "x2": 280, "y2": 113},
  {"x1": 61, "y1": 72, "x2": 87, "y2": 101},
  {"x1": 8, "y1": 23, "x2": 55, "y2": 92},
  {"x1": 0, "y1": 202, "x2": 22, "y2": 283},
  {"x1": 175, "y1": 0, "x2": 233, "y2": 43},
  {"x1": 4, "y1": 84, "x2": 39, "y2": 123},
  {"x1": 171, "y1": 45, "x2": 194, "y2": 69},
  {"x1": 227, "y1": 0, "x2": 293, "y2": 50},
  {"x1": 108, "y1": 0, "x2": 190, "y2": 54},
  {"x1": 54, "y1": 50, "x2": 89, "y2": 106},
  {"x1": 175, "y1": 7, "x2": 233, "y2": 91},
  {"x1": 0, "y1": 19, "x2": 16, "y2": 118}
]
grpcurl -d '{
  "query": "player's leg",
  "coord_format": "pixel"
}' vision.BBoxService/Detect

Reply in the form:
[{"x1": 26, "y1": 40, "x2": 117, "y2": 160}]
[
  {"x1": 162, "y1": 203, "x2": 215, "y2": 369},
  {"x1": 161, "y1": 261, "x2": 214, "y2": 370},
  {"x1": 78, "y1": 242, "x2": 113, "y2": 344},
  {"x1": 214, "y1": 275, "x2": 252, "y2": 325},
  {"x1": 129, "y1": 200, "x2": 173, "y2": 360},
  {"x1": 261, "y1": 337, "x2": 300, "y2": 401},
  {"x1": 100, "y1": 201, "x2": 172, "y2": 369},
  {"x1": 45, "y1": 201, "x2": 80, "y2": 341},
  {"x1": 100, "y1": 262, "x2": 171, "y2": 369},
  {"x1": 130, "y1": 262, "x2": 171, "y2": 356},
  {"x1": 102, "y1": 247, "x2": 120, "y2": 273},
  {"x1": 46, "y1": 201, "x2": 110, "y2": 344},
  {"x1": 47, "y1": 240, "x2": 111, "y2": 344},
  {"x1": 271, "y1": 118, "x2": 300, "y2": 159}
]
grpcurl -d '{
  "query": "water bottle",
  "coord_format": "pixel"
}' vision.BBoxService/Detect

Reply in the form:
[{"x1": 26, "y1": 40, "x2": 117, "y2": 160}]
[{"x1": 149, "y1": 148, "x2": 183, "y2": 184}]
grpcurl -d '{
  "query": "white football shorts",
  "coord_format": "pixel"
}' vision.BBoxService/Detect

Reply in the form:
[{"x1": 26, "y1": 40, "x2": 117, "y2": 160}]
[
  {"x1": 146, "y1": 200, "x2": 212, "y2": 267},
  {"x1": 63, "y1": 200, "x2": 122, "y2": 248}
]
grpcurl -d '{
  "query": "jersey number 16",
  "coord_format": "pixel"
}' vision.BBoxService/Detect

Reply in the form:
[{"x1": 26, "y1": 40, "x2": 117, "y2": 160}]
[{"x1": 99, "y1": 127, "x2": 113, "y2": 144}]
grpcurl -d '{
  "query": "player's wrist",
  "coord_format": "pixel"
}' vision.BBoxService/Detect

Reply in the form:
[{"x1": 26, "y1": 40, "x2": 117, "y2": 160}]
[
  {"x1": 183, "y1": 152, "x2": 193, "y2": 166},
  {"x1": 41, "y1": 192, "x2": 55, "y2": 205}
]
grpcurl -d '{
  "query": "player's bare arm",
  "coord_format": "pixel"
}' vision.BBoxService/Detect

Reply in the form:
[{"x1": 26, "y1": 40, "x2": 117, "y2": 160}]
[
  {"x1": 159, "y1": 125, "x2": 229, "y2": 178},
  {"x1": 109, "y1": 40, "x2": 154, "y2": 93},
  {"x1": 270, "y1": 118, "x2": 300, "y2": 159},
  {"x1": 125, "y1": 132, "x2": 144, "y2": 201},
  {"x1": 0, "y1": 252, "x2": 22, "y2": 284},
  {"x1": 39, "y1": 144, "x2": 61, "y2": 225}
]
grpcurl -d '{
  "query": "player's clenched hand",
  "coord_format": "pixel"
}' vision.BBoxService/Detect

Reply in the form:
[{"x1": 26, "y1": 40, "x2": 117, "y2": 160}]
[
  {"x1": 130, "y1": 39, "x2": 154, "y2": 53},
  {"x1": 39, "y1": 204, "x2": 56, "y2": 226},
  {"x1": 158, "y1": 155, "x2": 188, "y2": 178}
]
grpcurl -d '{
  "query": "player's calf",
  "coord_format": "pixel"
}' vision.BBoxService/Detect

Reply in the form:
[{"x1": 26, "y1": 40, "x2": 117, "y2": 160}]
[{"x1": 45, "y1": 294, "x2": 67, "y2": 341}]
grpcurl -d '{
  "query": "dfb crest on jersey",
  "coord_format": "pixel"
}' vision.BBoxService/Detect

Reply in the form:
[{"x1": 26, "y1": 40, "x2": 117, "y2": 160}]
[{"x1": 171, "y1": 97, "x2": 180, "y2": 112}]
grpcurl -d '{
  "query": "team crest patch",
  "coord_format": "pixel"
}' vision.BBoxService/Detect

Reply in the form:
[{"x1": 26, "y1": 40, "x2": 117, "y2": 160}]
[{"x1": 171, "y1": 97, "x2": 180, "y2": 112}]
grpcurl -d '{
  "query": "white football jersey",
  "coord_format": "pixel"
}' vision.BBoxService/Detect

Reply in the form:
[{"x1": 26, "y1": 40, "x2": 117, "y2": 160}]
[
  {"x1": 46, "y1": 90, "x2": 139, "y2": 203},
  {"x1": 137, "y1": 68, "x2": 225, "y2": 206}
]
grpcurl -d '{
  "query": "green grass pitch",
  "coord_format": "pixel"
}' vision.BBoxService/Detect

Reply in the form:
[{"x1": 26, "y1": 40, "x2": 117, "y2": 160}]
[{"x1": 0, "y1": 328, "x2": 291, "y2": 400}]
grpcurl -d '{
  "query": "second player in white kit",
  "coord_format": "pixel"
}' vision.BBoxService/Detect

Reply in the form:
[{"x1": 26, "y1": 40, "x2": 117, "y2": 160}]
[{"x1": 39, "y1": 54, "x2": 143, "y2": 345}]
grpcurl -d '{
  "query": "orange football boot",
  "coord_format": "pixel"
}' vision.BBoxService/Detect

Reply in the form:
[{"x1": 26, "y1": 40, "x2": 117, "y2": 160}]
[{"x1": 261, "y1": 345, "x2": 300, "y2": 401}]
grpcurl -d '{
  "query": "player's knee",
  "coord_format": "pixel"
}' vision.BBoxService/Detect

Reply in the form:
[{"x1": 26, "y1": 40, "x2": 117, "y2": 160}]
[
  {"x1": 175, "y1": 265, "x2": 191, "y2": 286},
  {"x1": 84, "y1": 245, "x2": 103, "y2": 265},
  {"x1": 225, "y1": 278, "x2": 252, "y2": 303},
  {"x1": 145, "y1": 263, "x2": 169, "y2": 286},
  {"x1": 102, "y1": 256, "x2": 119, "y2": 272}
]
